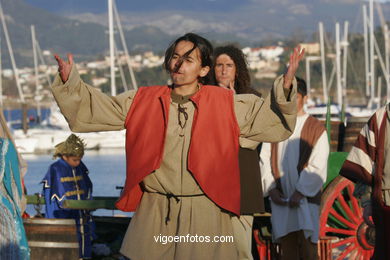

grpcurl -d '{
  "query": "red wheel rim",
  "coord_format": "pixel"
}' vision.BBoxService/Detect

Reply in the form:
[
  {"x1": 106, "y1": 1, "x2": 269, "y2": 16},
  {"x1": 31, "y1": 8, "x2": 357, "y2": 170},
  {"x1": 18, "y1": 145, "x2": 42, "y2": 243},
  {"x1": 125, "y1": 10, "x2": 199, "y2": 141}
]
[{"x1": 320, "y1": 176, "x2": 374, "y2": 259}]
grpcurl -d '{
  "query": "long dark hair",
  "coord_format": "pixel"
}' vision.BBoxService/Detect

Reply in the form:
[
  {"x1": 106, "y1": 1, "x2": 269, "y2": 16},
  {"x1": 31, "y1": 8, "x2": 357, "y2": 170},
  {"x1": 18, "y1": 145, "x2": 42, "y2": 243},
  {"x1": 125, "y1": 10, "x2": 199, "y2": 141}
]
[
  {"x1": 212, "y1": 45, "x2": 260, "y2": 96},
  {"x1": 296, "y1": 77, "x2": 307, "y2": 97},
  {"x1": 164, "y1": 33, "x2": 213, "y2": 84}
]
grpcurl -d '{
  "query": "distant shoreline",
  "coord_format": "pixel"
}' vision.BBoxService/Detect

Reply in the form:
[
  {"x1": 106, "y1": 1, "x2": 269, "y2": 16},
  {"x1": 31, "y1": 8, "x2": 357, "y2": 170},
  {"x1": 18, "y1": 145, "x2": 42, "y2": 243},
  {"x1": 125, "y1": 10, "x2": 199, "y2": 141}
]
[{"x1": 2, "y1": 100, "x2": 53, "y2": 110}]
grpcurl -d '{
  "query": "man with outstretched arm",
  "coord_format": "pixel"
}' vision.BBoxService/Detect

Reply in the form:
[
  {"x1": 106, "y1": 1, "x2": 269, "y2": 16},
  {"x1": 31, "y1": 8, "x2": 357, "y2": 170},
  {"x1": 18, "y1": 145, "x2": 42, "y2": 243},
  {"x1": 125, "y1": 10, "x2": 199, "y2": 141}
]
[{"x1": 52, "y1": 33, "x2": 304, "y2": 260}]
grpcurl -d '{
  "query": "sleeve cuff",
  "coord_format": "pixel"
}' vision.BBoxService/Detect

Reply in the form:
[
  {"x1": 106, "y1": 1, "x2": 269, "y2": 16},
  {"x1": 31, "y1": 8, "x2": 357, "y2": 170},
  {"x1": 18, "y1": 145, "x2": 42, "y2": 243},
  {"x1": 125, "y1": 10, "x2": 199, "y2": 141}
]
[
  {"x1": 52, "y1": 64, "x2": 81, "y2": 91},
  {"x1": 63, "y1": 64, "x2": 81, "y2": 88},
  {"x1": 239, "y1": 137, "x2": 259, "y2": 150},
  {"x1": 273, "y1": 75, "x2": 297, "y2": 115}
]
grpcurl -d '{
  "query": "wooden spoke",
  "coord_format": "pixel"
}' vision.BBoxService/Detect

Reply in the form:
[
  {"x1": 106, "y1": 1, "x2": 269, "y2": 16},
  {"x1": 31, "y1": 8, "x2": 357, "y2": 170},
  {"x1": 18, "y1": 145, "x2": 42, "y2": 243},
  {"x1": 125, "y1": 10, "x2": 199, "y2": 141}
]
[
  {"x1": 347, "y1": 184, "x2": 362, "y2": 216},
  {"x1": 320, "y1": 176, "x2": 374, "y2": 259},
  {"x1": 331, "y1": 237, "x2": 355, "y2": 248},
  {"x1": 335, "y1": 243, "x2": 358, "y2": 260},
  {"x1": 329, "y1": 208, "x2": 358, "y2": 230},
  {"x1": 336, "y1": 193, "x2": 360, "y2": 224}
]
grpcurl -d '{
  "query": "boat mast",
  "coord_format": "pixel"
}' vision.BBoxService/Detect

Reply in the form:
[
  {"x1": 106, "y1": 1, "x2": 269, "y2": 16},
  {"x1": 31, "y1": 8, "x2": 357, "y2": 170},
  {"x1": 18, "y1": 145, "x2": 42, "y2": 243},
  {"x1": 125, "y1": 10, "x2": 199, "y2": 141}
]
[
  {"x1": 363, "y1": 5, "x2": 370, "y2": 99},
  {"x1": 365, "y1": 0, "x2": 390, "y2": 107},
  {"x1": 341, "y1": 21, "x2": 349, "y2": 108},
  {"x1": 305, "y1": 56, "x2": 320, "y2": 102},
  {"x1": 113, "y1": 0, "x2": 138, "y2": 90},
  {"x1": 108, "y1": 0, "x2": 116, "y2": 96},
  {"x1": 114, "y1": 43, "x2": 129, "y2": 91},
  {"x1": 305, "y1": 57, "x2": 311, "y2": 100},
  {"x1": 378, "y1": 76, "x2": 382, "y2": 106},
  {"x1": 31, "y1": 25, "x2": 41, "y2": 122},
  {"x1": 369, "y1": 0, "x2": 375, "y2": 107},
  {"x1": 385, "y1": 24, "x2": 390, "y2": 103},
  {"x1": 0, "y1": 2, "x2": 24, "y2": 103},
  {"x1": 335, "y1": 22, "x2": 343, "y2": 110},
  {"x1": 375, "y1": 1, "x2": 390, "y2": 103},
  {"x1": 319, "y1": 22, "x2": 328, "y2": 103},
  {"x1": 372, "y1": 32, "x2": 389, "y2": 108},
  {"x1": 35, "y1": 40, "x2": 52, "y2": 86},
  {"x1": 0, "y1": 25, "x2": 2, "y2": 108}
]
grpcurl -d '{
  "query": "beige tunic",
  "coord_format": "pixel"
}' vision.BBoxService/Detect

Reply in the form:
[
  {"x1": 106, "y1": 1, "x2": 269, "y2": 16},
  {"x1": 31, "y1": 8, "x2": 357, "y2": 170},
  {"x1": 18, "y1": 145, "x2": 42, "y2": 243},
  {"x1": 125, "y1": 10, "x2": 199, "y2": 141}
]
[{"x1": 51, "y1": 65, "x2": 297, "y2": 260}]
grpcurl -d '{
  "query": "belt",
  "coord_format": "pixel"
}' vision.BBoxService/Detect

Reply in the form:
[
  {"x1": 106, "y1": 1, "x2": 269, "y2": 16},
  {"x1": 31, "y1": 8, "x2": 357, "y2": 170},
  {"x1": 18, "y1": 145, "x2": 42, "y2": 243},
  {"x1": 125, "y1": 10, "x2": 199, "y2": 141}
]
[{"x1": 145, "y1": 190, "x2": 204, "y2": 224}]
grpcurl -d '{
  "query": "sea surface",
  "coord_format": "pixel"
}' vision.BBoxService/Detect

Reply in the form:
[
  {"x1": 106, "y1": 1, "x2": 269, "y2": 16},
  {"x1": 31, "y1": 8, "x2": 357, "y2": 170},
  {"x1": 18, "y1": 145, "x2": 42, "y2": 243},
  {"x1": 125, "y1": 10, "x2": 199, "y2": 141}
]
[
  {"x1": 23, "y1": 149, "x2": 132, "y2": 217},
  {"x1": 3, "y1": 108, "x2": 51, "y2": 129}
]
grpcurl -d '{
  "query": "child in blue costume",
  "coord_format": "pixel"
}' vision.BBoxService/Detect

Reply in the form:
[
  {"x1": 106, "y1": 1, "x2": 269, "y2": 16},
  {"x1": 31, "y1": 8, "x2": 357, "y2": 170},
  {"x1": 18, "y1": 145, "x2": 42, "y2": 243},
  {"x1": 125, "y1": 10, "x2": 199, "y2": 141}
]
[{"x1": 41, "y1": 134, "x2": 95, "y2": 259}]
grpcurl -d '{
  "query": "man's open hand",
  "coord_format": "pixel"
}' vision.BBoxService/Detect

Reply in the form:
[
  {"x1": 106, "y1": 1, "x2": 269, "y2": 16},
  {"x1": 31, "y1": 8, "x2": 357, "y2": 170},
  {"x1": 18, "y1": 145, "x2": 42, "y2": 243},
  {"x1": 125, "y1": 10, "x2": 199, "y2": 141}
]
[{"x1": 54, "y1": 53, "x2": 73, "y2": 83}]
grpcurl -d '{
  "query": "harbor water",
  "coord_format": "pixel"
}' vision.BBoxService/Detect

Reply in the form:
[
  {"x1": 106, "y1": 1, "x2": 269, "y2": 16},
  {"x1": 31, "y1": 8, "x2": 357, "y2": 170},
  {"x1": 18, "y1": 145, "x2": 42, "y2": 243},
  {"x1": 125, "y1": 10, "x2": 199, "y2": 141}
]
[{"x1": 23, "y1": 149, "x2": 132, "y2": 217}]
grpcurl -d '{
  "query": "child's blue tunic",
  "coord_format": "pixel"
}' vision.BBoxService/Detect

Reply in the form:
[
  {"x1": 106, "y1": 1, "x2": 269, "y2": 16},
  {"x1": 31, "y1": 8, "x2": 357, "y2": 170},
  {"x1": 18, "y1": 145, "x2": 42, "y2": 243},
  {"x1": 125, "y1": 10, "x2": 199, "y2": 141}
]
[{"x1": 42, "y1": 158, "x2": 95, "y2": 259}]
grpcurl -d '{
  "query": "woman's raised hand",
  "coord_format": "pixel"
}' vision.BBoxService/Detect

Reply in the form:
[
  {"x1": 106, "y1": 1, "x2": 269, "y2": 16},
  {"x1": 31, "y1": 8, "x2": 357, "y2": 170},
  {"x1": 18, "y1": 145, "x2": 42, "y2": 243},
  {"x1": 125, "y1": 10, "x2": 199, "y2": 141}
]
[{"x1": 283, "y1": 46, "x2": 305, "y2": 89}]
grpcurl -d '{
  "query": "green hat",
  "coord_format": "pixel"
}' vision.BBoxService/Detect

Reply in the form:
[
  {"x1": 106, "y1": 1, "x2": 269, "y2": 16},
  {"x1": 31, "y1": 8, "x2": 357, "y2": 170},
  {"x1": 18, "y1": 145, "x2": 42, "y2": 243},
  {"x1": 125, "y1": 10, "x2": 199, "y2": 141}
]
[{"x1": 53, "y1": 134, "x2": 86, "y2": 158}]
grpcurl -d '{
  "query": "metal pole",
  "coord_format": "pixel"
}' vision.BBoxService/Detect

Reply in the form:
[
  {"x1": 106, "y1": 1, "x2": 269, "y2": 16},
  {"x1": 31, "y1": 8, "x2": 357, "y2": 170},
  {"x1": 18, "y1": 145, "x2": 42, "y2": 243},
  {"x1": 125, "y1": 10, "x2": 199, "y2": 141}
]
[
  {"x1": 370, "y1": 0, "x2": 375, "y2": 106},
  {"x1": 108, "y1": 0, "x2": 116, "y2": 96},
  {"x1": 385, "y1": 24, "x2": 390, "y2": 103},
  {"x1": 35, "y1": 40, "x2": 52, "y2": 86},
  {"x1": 0, "y1": 2, "x2": 24, "y2": 103},
  {"x1": 378, "y1": 76, "x2": 382, "y2": 108},
  {"x1": 113, "y1": 0, "x2": 138, "y2": 90},
  {"x1": 31, "y1": 25, "x2": 41, "y2": 122},
  {"x1": 305, "y1": 56, "x2": 321, "y2": 102},
  {"x1": 363, "y1": 5, "x2": 370, "y2": 98},
  {"x1": 0, "y1": 24, "x2": 2, "y2": 108},
  {"x1": 342, "y1": 21, "x2": 349, "y2": 107},
  {"x1": 305, "y1": 57, "x2": 311, "y2": 100},
  {"x1": 327, "y1": 65, "x2": 336, "y2": 92},
  {"x1": 373, "y1": 36, "x2": 389, "y2": 95},
  {"x1": 114, "y1": 43, "x2": 128, "y2": 92},
  {"x1": 319, "y1": 22, "x2": 328, "y2": 103},
  {"x1": 336, "y1": 23, "x2": 343, "y2": 110}
]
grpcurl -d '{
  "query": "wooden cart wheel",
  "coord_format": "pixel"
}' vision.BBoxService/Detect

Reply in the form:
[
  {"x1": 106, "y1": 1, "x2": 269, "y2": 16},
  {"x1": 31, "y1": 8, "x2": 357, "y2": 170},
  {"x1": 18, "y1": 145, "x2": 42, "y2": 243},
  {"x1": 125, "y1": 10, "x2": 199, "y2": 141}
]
[{"x1": 319, "y1": 176, "x2": 374, "y2": 259}]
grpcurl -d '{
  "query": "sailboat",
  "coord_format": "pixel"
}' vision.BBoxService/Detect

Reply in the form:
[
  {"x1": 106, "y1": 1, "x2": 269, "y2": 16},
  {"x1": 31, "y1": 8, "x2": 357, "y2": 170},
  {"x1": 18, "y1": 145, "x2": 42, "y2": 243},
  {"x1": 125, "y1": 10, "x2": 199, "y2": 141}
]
[
  {"x1": 305, "y1": 0, "x2": 389, "y2": 120},
  {"x1": 11, "y1": 0, "x2": 136, "y2": 154}
]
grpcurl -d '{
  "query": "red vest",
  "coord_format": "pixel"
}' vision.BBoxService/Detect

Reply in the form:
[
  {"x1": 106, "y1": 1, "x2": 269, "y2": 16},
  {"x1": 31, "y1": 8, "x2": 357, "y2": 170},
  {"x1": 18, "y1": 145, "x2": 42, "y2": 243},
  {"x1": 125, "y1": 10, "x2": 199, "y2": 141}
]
[{"x1": 115, "y1": 85, "x2": 241, "y2": 215}]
